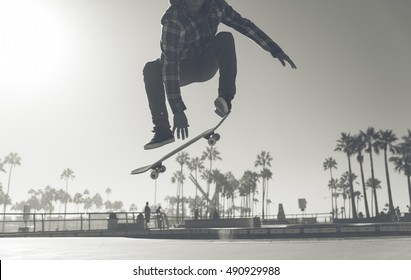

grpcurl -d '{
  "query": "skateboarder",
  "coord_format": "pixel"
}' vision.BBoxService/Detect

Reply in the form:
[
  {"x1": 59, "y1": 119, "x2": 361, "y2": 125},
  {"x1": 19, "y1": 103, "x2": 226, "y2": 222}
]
[{"x1": 143, "y1": 0, "x2": 296, "y2": 150}]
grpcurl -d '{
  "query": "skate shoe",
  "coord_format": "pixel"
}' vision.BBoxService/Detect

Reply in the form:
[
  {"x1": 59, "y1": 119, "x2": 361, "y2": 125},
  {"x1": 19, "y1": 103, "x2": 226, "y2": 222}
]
[{"x1": 144, "y1": 128, "x2": 175, "y2": 150}]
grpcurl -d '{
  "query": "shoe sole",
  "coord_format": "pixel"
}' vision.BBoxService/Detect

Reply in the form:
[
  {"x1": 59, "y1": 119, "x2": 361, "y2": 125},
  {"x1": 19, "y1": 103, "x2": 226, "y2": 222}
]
[{"x1": 144, "y1": 137, "x2": 175, "y2": 150}]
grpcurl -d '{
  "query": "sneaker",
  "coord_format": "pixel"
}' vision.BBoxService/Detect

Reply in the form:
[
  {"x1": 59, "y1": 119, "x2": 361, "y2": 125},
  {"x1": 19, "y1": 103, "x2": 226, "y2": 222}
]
[
  {"x1": 144, "y1": 128, "x2": 175, "y2": 150},
  {"x1": 214, "y1": 96, "x2": 231, "y2": 117}
]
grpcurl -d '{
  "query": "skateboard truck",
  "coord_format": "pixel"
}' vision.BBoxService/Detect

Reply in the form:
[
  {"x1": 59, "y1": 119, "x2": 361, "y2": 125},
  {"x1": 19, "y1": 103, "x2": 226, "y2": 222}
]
[
  {"x1": 150, "y1": 164, "x2": 166, "y2": 180},
  {"x1": 131, "y1": 112, "x2": 230, "y2": 179},
  {"x1": 204, "y1": 132, "x2": 221, "y2": 146}
]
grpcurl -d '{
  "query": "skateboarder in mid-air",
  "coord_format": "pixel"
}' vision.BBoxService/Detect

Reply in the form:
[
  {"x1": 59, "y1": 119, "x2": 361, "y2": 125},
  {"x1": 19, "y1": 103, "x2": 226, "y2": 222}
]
[{"x1": 143, "y1": 0, "x2": 297, "y2": 150}]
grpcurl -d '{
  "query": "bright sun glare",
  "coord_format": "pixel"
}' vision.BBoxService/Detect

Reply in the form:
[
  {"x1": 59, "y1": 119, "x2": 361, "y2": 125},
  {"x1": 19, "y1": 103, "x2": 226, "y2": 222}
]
[{"x1": 0, "y1": 0, "x2": 71, "y2": 94}]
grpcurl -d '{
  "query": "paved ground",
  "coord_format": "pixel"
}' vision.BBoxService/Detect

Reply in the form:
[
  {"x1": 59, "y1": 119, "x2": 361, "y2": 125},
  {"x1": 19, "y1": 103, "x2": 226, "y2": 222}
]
[{"x1": 1, "y1": 236, "x2": 411, "y2": 260}]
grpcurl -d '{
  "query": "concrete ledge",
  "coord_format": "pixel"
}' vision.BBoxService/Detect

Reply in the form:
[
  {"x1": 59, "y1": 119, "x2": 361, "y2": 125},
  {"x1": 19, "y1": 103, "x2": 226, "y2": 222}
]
[
  {"x1": 2, "y1": 222, "x2": 411, "y2": 239},
  {"x1": 185, "y1": 217, "x2": 260, "y2": 228}
]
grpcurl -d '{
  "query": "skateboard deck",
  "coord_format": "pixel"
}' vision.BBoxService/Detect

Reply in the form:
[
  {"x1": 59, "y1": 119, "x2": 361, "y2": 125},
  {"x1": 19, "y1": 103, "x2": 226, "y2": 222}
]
[{"x1": 131, "y1": 112, "x2": 230, "y2": 179}]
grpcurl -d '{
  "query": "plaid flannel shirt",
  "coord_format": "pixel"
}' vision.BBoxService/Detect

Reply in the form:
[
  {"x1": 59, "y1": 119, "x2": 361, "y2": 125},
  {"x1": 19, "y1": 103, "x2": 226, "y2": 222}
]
[{"x1": 161, "y1": 0, "x2": 283, "y2": 114}]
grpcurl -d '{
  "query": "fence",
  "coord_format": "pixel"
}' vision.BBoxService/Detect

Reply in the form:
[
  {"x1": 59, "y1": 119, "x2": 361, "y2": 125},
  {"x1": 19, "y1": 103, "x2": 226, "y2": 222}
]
[
  {"x1": 0, "y1": 211, "x2": 334, "y2": 234},
  {"x1": 0, "y1": 211, "x2": 165, "y2": 233}
]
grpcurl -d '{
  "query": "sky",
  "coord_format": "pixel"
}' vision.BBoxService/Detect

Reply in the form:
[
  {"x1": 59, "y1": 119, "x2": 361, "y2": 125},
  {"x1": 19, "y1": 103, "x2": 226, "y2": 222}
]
[{"x1": 1, "y1": 0, "x2": 411, "y2": 216}]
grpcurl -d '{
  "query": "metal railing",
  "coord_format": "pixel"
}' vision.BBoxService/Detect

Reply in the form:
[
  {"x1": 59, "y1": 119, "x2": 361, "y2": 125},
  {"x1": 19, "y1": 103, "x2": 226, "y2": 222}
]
[
  {"x1": 0, "y1": 211, "x2": 168, "y2": 233},
  {"x1": 0, "y1": 211, "x2": 334, "y2": 234}
]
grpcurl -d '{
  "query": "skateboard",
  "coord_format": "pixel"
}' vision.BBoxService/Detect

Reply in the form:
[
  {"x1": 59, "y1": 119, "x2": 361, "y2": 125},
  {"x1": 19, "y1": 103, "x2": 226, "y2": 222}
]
[{"x1": 131, "y1": 112, "x2": 230, "y2": 179}]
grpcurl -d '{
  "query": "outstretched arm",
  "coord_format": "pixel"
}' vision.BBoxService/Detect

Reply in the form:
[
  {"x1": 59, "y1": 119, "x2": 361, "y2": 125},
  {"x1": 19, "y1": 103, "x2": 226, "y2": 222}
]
[{"x1": 219, "y1": 0, "x2": 297, "y2": 69}]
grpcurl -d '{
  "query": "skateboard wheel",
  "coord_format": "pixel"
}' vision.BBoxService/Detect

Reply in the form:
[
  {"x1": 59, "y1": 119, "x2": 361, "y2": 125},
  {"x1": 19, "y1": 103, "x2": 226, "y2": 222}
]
[
  {"x1": 208, "y1": 138, "x2": 216, "y2": 146},
  {"x1": 150, "y1": 171, "x2": 159, "y2": 180},
  {"x1": 214, "y1": 133, "x2": 220, "y2": 141},
  {"x1": 159, "y1": 165, "x2": 166, "y2": 173}
]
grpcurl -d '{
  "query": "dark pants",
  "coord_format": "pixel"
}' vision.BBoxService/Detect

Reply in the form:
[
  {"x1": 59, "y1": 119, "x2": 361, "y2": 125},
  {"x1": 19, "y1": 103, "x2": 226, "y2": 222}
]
[{"x1": 143, "y1": 32, "x2": 237, "y2": 130}]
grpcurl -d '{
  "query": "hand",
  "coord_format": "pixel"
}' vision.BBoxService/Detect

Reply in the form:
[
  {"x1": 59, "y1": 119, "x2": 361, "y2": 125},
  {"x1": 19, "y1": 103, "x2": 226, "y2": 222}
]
[
  {"x1": 276, "y1": 52, "x2": 297, "y2": 69},
  {"x1": 173, "y1": 111, "x2": 189, "y2": 140}
]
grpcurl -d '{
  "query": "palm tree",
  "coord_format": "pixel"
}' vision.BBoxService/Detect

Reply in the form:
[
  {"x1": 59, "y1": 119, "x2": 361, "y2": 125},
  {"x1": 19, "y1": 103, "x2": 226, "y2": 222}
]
[
  {"x1": 361, "y1": 127, "x2": 381, "y2": 215},
  {"x1": 225, "y1": 172, "x2": 239, "y2": 217},
  {"x1": 378, "y1": 130, "x2": 398, "y2": 214},
  {"x1": 266, "y1": 198, "x2": 272, "y2": 217},
  {"x1": 328, "y1": 178, "x2": 339, "y2": 217},
  {"x1": 0, "y1": 160, "x2": 6, "y2": 213},
  {"x1": 390, "y1": 130, "x2": 411, "y2": 206},
  {"x1": 201, "y1": 147, "x2": 222, "y2": 214},
  {"x1": 240, "y1": 170, "x2": 259, "y2": 217},
  {"x1": 129, "y1": 204, "x2": 138, "y2": 212},
  {"x1": 210, "y1": 169, "x2": 227, "y2": 216},
  {"x1": 365, "y1": 177, "x2": 382, "y2": 216},
  {"x1": 55, "y1": 189, "x2": 65, "y2": 214},
  {"x1": 353, "y1": 191, "x2": 362, "y2": 216},
  {"x1": 323, "y1": 157, "x2": 338, "y2": 219},
  {"x1": 252, "y1": 198, "x2": 259, "y2": 215},
  {"x1": 171, "y1": 171, "x2": 185, "y2": 222},
  {"x1": 335, "y1": 133, "x2": 358, "y2": 218},
  {"x1": 27, "y1": 189, "x2": 41, "y2": 213},
  {"x1": 105, "y1": 188, "x2": 112, "y2": 202},
  {"x1": 104, "y1": 200, "x2": 113, "y2": 212},
  {"x1": 112, "y1": 201, "x2": 124, "y2": 211},
  {"x1": 0, "y1": 158, "x2": 6, "y2": 174},
  {"x1": 188, "y1": 157, "x2": 204, "y2": 208},
  {"x1": 2, "y1": 152, "x2": 22, "y2": 232},
  {"x1": 352, "y1": 134, "x2": 371, "y2": 218},
  {"x1": 0, "y1": 184, "x2": 4, "y2": 206},
  {"x1": 176, "y1": 152, "x2": 190, "y2": 221},
  {"x1": 262, "y1": 168, "x2": 273, "y2": 217},
  {"x1": 82, "y1": 189, "x2": 92, "y2": 212},
  {"x1": 41, "y1": 186, "x2": 56, "y2": 213},
  {"x1": 92, "y1": 193, "x2": 104, "y2": 211},
  {"x1": 254, "y1": 151, "x2": 273, "y2": 220},
  {"x1": 338, "y1": 171, "x2": 358, "y2": 218},
  {"x1": 73, "y1": 193, "x2": 83, "y2": 213},
  {"x1": 60, "y1": 168, "x2": 75, "y2": 228}
]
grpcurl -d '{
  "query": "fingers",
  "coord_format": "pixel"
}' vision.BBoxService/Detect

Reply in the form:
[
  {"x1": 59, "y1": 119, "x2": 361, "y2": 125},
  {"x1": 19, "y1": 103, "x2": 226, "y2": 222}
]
[
  {"x1": 287, "y1": 57, "x2": 297, "y2": 69},
  {"x1": 276, "y1": 52, "x2": 297, "y2": 69},
  {"x1": 179, "y1": 128, "x2": 188, "y2": 140},
  {"x1": 278, "y1": 56, "x2": 297, "y2": 69},
  {"x1": 173, "y1": 127, "x2": 189, "y2": 140}
]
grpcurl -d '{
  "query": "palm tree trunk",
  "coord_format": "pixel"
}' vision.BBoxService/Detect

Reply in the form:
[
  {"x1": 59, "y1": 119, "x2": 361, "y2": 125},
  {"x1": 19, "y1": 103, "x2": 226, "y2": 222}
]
[
  {"x1": 369, "y1": 152, "x2": 379, "y2": 215},
  {"x1": 176, "y1": 183, "x2": 180, "y2": 223},
  {"x1": 232, "y1": 197, "x2": 235, "y2": 218},
  {"x1": 329, "y1": 169, "x2": 335, "y2": 219},
  {"x1": 265, "y1": 179, "x2": 270, "y2": 218},
  {"x1": 261, "y1": 179, "x2": 265, "y2": 219},
  {"x1": 334, "y1": 194, "x2": 339, "y2": 218},
  {"x1": 2, "y1": 165, "x2": 14, "y2": 232},
  {"x1": 63, "y1": 179, "x2": 68, "y2": 229},
  {"x1": 384, "y1": 148, "x2": 395, "y2": 213},
  {"x1": 194, "y1": 169, "x2": 198, "y2": 208},
  {"x1": 408, "y1": 175, "x2": 411, "y2": 207},
  {"x1": 359, "y1": 161, "x2": 370, "y2": 218},
  {"x1": 347, "y1": 155, "x2": 358, "y2": 218},
  {"x1": 206, "y1": 160, "x2": 213, "y2": 218}
]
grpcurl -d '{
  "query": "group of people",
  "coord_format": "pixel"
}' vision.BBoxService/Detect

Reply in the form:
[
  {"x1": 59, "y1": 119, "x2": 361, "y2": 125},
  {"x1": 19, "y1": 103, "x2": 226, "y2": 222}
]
[{"x1": 144, "y1": 202, "x2": 165, "y2": 229}]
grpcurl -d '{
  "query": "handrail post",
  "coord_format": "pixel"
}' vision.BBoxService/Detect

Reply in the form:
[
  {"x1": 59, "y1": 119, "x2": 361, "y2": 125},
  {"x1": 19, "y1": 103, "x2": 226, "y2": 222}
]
[
  {"x1": 33, "y1": 213, "x2": 36, "y2": 232},
  {"x1": 41, "y1": 214, "x2": 45, "y2": 232}
]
